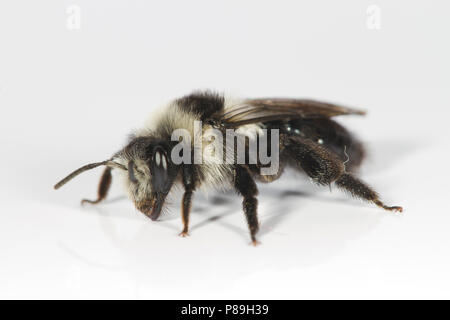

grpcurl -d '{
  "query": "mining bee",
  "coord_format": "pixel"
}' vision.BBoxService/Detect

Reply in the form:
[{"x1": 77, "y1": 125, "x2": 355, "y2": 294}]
[{"x1": 55, "y1": 91, "x2": 402, "y2": 245}]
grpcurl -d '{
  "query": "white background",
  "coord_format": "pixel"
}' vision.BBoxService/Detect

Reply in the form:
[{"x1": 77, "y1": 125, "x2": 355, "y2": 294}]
[{"x1": 0, "y1": 0, "x2": 449, "y2": 299}]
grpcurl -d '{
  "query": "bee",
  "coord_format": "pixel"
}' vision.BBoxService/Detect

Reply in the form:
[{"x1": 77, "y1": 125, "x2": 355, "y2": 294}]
[{"x1": 54, "y1": 91, "x2": 402, "y2": 245}]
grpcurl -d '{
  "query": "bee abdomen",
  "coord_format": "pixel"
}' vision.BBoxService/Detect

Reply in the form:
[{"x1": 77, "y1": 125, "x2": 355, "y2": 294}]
[{"x1": 276, "y1": 118, "x2": 365, "y2": 171}]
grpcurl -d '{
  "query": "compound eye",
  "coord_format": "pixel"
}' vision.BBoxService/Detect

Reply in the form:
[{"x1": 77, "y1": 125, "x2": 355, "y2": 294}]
[{"x1": 128, "y1": 161, "x2": 138, "y2": 183}]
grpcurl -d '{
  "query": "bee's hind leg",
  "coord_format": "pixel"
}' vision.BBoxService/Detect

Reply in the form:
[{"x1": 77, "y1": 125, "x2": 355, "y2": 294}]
[
  {"x1": 234, "y1": 166, "x2": 260, "y2": 246},
  {"x1": 285, "y1": 136, "x2": 403, "y2": 212},
  {"x1": 81, "y1": 167, "x2": 112, "y2": 205},
  {"x1": 335, "y1": 173, "x2": 403, "y2": 212}
]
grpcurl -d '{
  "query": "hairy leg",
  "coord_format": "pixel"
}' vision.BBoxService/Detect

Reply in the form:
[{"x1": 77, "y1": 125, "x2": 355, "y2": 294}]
[
  {"x1": 335, "y1": 173, "x2": 403, "y2": 212},
  {"x1": 285, "y1": 136, "x2": 402, "y2": 212},
  {"x1": 285, "y1": 136, "x2": 344, "y2": 185},
  {"x1": 234, "y1": 166, "x2": 260, "y2": 245},
  {"x1": 81, "y1": 167, "x2": 112, "y2": 205},
  {"x1": 179, "y1": 165, "x2": 198, "y2": 237}
]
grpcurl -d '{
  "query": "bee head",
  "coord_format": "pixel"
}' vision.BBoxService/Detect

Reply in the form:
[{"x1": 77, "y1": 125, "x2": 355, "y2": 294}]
[
  {"x1": 54, "y1": 135, "x2": 179, "y2": 222},
  {"x1": 119, "y1": 136, "x2": 178, "y2": 221}
]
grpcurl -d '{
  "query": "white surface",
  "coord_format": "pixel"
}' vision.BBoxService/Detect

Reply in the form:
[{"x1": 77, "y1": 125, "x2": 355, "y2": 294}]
[{"x1": 1, "y1": 0, "x2": 449, "y2": 299}]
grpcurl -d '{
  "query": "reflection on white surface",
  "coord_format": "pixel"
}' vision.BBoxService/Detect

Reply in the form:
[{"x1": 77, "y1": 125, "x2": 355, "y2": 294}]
[{"x1": 1, "y1": 0, "x2": 450, "y2": 299}]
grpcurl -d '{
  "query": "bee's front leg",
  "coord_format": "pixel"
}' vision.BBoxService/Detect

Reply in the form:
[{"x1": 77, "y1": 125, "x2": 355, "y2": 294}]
[
  {"x1": 81, "y1": 167, "x2": 112, "y2": 205},
  {"x1": 179, "y1": 164, "x2": 198, "y2": 237},
  {"x1": 234, "y1": 166, "x2": 260, "y2": 246}
]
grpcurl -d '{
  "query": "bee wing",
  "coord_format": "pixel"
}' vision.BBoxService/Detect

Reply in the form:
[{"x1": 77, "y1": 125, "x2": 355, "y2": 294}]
[{"x1": 220, "y1": 98, "x2": 366, "y2": 128}]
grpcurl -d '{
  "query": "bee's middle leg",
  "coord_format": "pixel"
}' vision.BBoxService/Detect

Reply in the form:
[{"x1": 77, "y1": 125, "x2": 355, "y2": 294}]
[
  {"x1": 179, "y1": 164, "x2": 197, "y2": 237},
  {"x1": 234, "y1": 166, "x2": 260, "y2": 246}
]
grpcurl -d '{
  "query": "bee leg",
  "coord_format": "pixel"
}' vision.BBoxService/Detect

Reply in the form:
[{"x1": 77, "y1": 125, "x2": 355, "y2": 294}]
[
  {"x1": 285, "y1": 136, "x2": 344, "y2": 186},
  {"x1": 179, "y1": 165, "x2": 197, "y2": 237},
  {"x1": 234, "y1": 166, "x2": 260, "y2": 246},
  {"x1": 285, "y1": 137, "x2": 402, "y2": 212},
  {"x1": 335, "y1": 173, "x2": 403, "y2": 213},
  {"x1": 81, "y1": 167, "x2": 112, "y2": 205}
]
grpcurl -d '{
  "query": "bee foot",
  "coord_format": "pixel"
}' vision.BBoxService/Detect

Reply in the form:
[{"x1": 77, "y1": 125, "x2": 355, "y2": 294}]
[
  {"x1": 81, "y1": 199, "x2": 100, "y2": 205},
  {"x1": 374, "y1": 200, "x2": 403, "y2": 214},
  {"x1": 388, "y1": 206, "x2": 403, "y2": 213},
  {"x1": 381, "y1": 204, "x2": 403, "y2": 213},
  {"x1": 179, "y1": 231, "x2": 189, "y2": 237}
]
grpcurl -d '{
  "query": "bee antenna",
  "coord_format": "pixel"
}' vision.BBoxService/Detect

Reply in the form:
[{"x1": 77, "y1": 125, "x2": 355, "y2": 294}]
[
  {"x1": 128, "y1": 161, "x2": 138, "y2": 183},
  {"x1": 54, "y1": 160, "x2": 126, "y2": 190}
]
